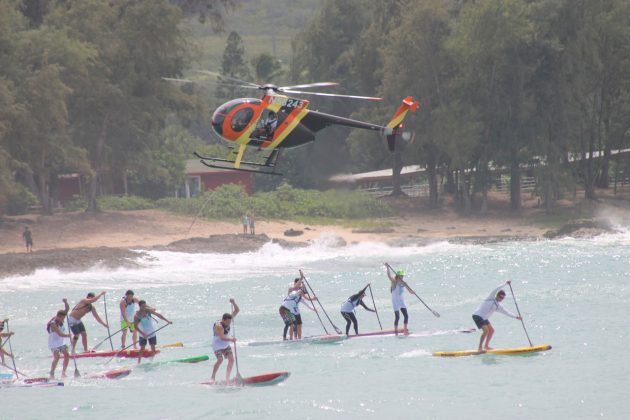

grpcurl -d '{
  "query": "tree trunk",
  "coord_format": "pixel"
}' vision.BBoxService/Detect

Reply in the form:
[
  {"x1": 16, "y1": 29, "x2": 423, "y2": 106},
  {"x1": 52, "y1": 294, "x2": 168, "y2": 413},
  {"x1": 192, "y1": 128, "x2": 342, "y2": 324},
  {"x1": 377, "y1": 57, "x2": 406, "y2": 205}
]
[
  {"x1": 510, "y1": 162, "x2": 521, "y2": 211},
  {"x1": 428, "y1": 162, "x2": 438, "y2": 208},
  {"x1": 86, "y1": 114, "x2": 110, "y2": 213},
  {"x1": 390, "y1": 148, "x2": 403, "y2": 196}
]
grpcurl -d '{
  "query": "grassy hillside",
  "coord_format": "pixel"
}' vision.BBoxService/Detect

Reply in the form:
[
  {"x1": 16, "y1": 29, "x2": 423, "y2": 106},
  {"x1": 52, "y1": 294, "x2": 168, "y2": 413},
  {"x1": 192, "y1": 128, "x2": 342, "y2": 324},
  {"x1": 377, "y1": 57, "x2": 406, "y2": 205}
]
[{"x1": 185, "y1": 0, "x2": 321, "y2": 74}]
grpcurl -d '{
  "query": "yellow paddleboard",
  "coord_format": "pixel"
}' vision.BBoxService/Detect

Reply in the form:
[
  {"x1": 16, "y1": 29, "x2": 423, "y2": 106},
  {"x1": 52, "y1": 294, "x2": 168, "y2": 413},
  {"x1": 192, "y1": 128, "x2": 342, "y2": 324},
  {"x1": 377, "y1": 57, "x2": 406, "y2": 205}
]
[{"x1": 432, "y1": 344, "x2": 552, "y2": 357}]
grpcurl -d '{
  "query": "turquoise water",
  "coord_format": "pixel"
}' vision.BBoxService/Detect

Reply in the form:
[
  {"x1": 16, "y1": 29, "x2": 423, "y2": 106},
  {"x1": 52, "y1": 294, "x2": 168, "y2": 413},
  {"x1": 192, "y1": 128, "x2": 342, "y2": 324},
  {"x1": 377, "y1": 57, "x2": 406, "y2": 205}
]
[{"x1": 1, "y1": 233, "x2": 629, "y2": 419}]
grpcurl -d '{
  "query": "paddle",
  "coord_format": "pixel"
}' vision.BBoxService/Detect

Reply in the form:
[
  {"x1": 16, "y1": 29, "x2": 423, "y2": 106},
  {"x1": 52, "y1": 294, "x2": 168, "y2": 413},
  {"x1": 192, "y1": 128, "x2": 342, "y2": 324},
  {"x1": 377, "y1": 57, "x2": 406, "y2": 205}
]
[
  {"x1": 3, "y1": 321, "x2": 19, "y2": 379},
  {"x1": 300, "y1": 270, "x2": 343, "y2": 335},
  {"x1": 231, "y1": 315, "x2": 243, "y2": 386},
  {"x1": 70, "y1": 334, "x2": 81, "y2": 378},
  {"x1": 103, "y1": 295, "x2": 114, "y2": 351},
  {"x1": 93, "y1": 327, "x2": 124, "y2": 351},
  {"x1": 367, "y1": 283, "x2": 383, "y2": 331},
  {"x1": 507, "y1": 281, "x2": 533, "y2": 347},
  {"x1": 385, "y1": 263, "x2": 440, "y2": 318},
  {"x1": 298, "y1": 270, "x2": 329, "y2": 335},
  {"x1": 102, "y1": 322, "x2": 172, "y2": 365},
  {"x1": 0, "y1": 361, "x2": 30, "y2": 378}
]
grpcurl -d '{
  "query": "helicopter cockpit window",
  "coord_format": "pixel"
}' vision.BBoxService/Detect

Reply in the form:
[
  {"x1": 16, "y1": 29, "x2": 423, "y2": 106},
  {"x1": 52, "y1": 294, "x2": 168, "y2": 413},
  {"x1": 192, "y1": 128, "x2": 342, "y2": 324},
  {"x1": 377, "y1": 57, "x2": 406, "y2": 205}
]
[{"x1": 230, "y1": 107, "x2": 254, "y2": 132}]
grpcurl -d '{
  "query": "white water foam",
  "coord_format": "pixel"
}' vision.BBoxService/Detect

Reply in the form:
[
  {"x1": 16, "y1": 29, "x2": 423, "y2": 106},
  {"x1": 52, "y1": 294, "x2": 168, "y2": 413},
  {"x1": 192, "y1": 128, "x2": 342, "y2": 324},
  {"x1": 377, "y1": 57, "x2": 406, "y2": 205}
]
[{"x1": 1, "y1": 236, "x2": 468, "y2": 292}]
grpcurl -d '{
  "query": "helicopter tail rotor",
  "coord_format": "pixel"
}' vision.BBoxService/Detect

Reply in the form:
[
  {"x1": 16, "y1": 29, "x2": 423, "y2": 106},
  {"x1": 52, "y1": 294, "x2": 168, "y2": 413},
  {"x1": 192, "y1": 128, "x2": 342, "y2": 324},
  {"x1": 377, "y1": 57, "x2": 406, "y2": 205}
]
[{"x1": 382, "y1": 96, "x2": 419, "y2": 151}]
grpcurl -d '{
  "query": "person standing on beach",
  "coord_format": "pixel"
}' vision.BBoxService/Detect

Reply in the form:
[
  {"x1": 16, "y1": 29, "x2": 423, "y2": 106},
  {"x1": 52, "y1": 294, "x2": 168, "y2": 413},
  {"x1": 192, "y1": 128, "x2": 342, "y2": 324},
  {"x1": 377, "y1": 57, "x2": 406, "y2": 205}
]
[
  {"x1": 340, "y1": 286, "x2": 376, "y2": 335},
  {"x1": 134, "y1": 300, "x2": 172, "y2": 364},
  {"x1": 472, "y1": 281, "x2": 522, "y2": 351},
  {"x1": 249, "y1": 211, "x2": 255, "y2": 235},
  {"x1": 242, "y1": 213, "x2": 249, "y2": 234},
  {"x1": 22, "y1": 226, "x2": 33, "y2": 253},
  {"x1": 68, "y1": 292, "x2": 109, "y2": 353},
  {"x1": 119, "y1": 290, "x2": 139, "y2": 349},
  {"x1": 385, "y1": 263, "x2": 416, "y2": 335},
  {"x1": 210, "y1": 298, "x2": 239, "y2": 384},
  {"x1": 0, "y1": 318, "x2": 15, "y2": 364},
  {"x1": 47, "y1": 299, "x2": 71, "y2": 379}
]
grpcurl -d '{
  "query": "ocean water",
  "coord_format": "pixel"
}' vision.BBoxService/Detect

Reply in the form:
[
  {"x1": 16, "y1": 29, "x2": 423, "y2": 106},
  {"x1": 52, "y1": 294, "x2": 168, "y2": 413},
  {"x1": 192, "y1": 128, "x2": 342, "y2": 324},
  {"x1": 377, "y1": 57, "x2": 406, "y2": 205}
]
[{"x1": 1, "y1": 232, "x2": 629, "y2": 419}]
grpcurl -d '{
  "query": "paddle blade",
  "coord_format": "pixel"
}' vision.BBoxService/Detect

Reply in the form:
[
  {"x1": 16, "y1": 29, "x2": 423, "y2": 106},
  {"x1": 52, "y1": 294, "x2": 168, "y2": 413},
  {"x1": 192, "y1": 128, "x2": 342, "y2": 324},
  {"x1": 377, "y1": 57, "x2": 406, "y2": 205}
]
[{"x1": 160, "y1": 342, "x2": 183, "y2": 349}]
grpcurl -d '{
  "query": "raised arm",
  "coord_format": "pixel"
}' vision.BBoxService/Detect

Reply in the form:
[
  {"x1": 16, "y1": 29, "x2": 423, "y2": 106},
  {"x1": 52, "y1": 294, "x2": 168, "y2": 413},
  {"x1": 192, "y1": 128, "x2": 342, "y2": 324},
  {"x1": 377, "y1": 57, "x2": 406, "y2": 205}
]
[
  {"x1": 230, "y1": 299, "x2": 239, "y2": 318},
  {"x1": 85, "y1": 291, "x2": 106, "y2": 305},
  {"x1": 486, "y1": 282, "x2": 508, "y2": 300},
  {"x1": 384, "y1": 263, "x2": 396, "y2": 284},
  {"x1": 62, "y1": 298, "x2": 69, "y2": 313}
]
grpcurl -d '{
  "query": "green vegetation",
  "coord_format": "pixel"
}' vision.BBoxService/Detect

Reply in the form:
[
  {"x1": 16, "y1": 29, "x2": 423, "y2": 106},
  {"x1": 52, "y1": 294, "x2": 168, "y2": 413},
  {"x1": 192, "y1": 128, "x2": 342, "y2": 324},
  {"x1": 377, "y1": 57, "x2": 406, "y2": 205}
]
[
  {"x1": 156, "y1": 184, "x2": 393, "y2": 220},
  {"x1": 2, "y1": 0, "x2": 629, "y2": 220}
]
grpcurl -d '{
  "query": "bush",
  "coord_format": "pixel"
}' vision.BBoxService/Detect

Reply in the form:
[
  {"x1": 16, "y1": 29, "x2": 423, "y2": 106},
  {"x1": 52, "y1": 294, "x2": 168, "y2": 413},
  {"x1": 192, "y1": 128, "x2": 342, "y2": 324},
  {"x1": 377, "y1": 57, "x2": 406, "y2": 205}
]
[
  {"x1": 98, "y1": 195, "x2": 155, "y2": 211},
  {"x1": 6, "y1": 185, "x2": 38, "y2": 215},
  {"x1": 156, "y1": 184, "x2": 393, "y2": 220}
]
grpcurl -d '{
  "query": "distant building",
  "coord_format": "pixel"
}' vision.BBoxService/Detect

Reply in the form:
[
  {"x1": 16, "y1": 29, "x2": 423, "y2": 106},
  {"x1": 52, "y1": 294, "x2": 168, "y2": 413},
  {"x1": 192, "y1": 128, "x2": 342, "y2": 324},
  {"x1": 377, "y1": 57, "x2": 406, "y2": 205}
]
[
  {"x1": 329, "y1": 165, "x2": 427, "y2": 197},
  {"x1": 58, "y1": 173, "x2": 83, "y2": 204},
  {"x1": 180, "y1": 159, "x2": 252, "y2": 198}
]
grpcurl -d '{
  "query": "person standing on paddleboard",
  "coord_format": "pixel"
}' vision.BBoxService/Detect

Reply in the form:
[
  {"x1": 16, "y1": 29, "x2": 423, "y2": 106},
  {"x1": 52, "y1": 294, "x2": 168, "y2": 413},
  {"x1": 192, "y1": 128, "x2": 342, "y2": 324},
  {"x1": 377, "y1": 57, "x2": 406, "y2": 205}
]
[
  {"x1": 0, "y1": 318, "x2": 15, "y2": 364},
  {"x1": 210, "y1": 298, "x2": 239, "y2": 384},
  {"x1": 134, "y1": 300, "x2": 172, "y2": 364},
  {"x1": 472, "y1": 281, "x2": 522, "y2": 351},
  {"x1": 286, "y1": 277, "x2": 316, "y2": 340},
  {"x1": 68, "y1": 291, "x2": 109, "y2": 353},
  {"x1": 385, "y1": 264, "x2": 416, "y2": 335},
  {"x1": 47, "y1": 299, "x2": 71, "y2": 379},
  {"x1": 279, "y1": 287, "x2": 317, "y2": 340},
  {"x1": 340, "y1": 286, "x2": 376, "y2": 335},
  {"x1": 120, "y1": 290, "x2": 139, "y2": 350}
]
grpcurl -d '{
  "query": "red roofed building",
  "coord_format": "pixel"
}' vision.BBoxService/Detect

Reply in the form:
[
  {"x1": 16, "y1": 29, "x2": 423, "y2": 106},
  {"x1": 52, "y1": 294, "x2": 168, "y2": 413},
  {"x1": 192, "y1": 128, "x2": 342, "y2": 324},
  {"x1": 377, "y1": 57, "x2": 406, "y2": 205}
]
[{"x1": 181, "y1": 159, "x2": 252, "y2": 197}]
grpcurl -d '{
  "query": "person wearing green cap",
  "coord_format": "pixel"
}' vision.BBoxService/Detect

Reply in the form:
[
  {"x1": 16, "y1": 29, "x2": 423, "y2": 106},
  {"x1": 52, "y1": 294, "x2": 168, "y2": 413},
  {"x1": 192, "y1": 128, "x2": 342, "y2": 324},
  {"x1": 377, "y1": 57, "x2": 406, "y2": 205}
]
[{"x1": 385, "y1": 263, "x2": 417, "y2": 335}]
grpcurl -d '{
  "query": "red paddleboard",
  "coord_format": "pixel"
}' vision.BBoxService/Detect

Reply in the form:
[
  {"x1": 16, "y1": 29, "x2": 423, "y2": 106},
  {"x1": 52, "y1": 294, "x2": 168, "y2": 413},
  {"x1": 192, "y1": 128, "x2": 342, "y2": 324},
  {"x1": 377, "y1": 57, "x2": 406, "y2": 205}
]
[
  {"x1": 70, "y1": 349, "x2": 159, "y2": 359},
  {"x1": 201, "y1": 371, "x2": 290, "y2": 387},
  {"x1": 83, "y1": 367, "x2": 132, "y2": 380}
]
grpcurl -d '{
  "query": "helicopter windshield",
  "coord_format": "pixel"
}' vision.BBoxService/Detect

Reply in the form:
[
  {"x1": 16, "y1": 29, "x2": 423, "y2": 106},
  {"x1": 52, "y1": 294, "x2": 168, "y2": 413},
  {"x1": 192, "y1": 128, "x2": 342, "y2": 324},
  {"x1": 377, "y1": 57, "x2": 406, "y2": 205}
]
[{"x1": 211, "y1": 98, "x2": 261, "y2": 137}]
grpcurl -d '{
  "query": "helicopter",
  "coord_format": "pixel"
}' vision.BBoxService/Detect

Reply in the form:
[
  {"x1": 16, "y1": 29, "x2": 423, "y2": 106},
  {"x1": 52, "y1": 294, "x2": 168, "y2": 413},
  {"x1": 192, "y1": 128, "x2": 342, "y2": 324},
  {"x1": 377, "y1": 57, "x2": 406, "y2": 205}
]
[{"x1": 165, "y1": 72, "x2": 419, "y2": 175}]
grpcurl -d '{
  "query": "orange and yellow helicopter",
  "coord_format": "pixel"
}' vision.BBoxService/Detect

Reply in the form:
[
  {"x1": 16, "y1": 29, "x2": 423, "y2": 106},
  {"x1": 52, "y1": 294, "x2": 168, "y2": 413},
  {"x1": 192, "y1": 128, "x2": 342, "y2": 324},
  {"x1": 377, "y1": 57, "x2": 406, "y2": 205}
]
[{"x1": 166, "y1": 72, "x2": 419, "y2": 175}]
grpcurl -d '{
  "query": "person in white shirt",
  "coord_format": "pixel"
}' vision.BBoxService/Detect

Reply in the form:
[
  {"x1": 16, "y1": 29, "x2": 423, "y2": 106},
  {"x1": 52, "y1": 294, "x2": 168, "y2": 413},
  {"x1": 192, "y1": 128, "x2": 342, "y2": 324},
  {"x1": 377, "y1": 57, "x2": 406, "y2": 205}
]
[{"x1": 472, "y1": 281, "x2": 522, "y2": 351}]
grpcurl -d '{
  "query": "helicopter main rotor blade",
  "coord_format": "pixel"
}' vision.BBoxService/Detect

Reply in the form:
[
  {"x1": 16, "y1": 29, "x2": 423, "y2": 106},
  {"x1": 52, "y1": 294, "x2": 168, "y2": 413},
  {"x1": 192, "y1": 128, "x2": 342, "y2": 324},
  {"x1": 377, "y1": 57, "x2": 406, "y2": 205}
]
[
  {"x1": 281, "y1": 90, "x2": 382, "y2": 101},
  {"x1": 194, "y1": 70, "x2": 260, "y2": 88},
  {"x1": 280, "y1": 82, "x2": 339, "y2": 90},
  {"x1": 162, "y1": 77, "x2": 196, "y2": 84}
]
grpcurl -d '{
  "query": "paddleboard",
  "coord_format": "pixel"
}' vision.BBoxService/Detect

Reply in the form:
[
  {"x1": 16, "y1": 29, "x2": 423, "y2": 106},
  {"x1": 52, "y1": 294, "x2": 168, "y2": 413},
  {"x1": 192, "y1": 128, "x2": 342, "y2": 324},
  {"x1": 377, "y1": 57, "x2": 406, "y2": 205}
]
[
  {"x1": 0, "y1": 379, "x2": 64, "y2": 388},
  {"x1": 347, "y1": 328, "x2": 476, "y2": 339},
  {"x1": 248, "y1": 335, "x2": 343, "y2": 346},
  {"x1": 70, "y1": 348, "x2": 160, "y2": 359},
  {"x1": 432, "y1": 344, "x2": 552, "y2": 357},
  {"x1": 201, "y1": 371, "x2": 290, "y2": 387},
  {"x1": 138, "y1": 354, "x2": 209, "y2": 369},
  {"x1": 83, "y1": 367, "x2": 132, "y2": 380}
]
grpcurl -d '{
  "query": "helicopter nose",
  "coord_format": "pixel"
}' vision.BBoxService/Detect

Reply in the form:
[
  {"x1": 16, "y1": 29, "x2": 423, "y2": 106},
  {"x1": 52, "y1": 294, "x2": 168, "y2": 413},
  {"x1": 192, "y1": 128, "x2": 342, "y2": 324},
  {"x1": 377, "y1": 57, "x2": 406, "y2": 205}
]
[{"x1": 211, "y1": 111, "x2": 226, "y2": 137}]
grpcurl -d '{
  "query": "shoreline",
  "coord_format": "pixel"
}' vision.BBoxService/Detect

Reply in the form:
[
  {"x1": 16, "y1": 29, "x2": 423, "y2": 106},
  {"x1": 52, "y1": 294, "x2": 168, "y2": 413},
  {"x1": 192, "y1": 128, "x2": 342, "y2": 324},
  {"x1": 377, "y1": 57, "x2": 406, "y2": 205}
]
[
  {"x1": 0, "y1": 207, "x2": 621, "y2": 279},
  {"x1": 0, "y1": 232, "x2": 543, "y2": 279}
]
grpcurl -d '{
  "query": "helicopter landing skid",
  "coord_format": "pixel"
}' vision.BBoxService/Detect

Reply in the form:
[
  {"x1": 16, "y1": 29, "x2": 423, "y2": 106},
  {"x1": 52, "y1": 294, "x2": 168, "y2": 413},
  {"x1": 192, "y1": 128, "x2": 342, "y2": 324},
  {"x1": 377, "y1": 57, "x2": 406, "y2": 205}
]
[{"x1": 193, "y1": 150, "x2": 283, "y2": 176}]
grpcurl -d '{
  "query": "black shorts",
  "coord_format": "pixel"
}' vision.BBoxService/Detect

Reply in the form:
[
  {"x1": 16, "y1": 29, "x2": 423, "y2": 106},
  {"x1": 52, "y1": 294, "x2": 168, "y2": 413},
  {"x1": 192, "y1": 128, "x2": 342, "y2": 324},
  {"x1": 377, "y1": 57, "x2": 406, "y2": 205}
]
[
  {"x1": 295, "y1": 314, "x2": 303, "y2": 325},
  {"x1": 472, "y1": 315, "x2": 489, "y2": 329},
  {"x1": 139, "y1": 336, "x2": 157, "y2": 347},
  {"x1": 70, "y1": 322, "x2": 86, "y2": 335}
]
